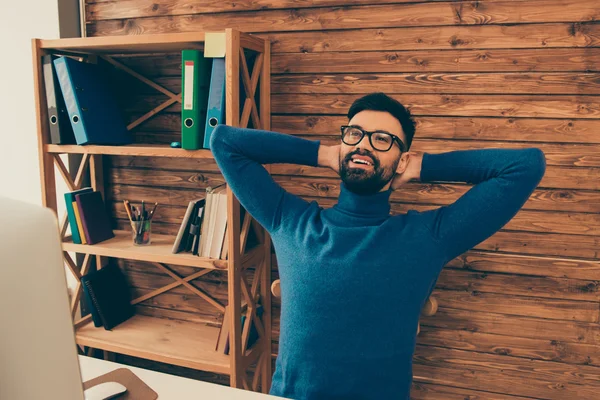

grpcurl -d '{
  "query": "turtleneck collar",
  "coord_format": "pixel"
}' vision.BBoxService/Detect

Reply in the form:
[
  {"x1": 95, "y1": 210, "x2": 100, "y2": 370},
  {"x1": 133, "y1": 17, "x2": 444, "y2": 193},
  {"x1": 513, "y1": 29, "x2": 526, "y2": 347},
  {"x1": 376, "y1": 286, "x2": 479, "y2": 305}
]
[{"x1": 331, "y1": 181, "x2": 392, "y2": 220}]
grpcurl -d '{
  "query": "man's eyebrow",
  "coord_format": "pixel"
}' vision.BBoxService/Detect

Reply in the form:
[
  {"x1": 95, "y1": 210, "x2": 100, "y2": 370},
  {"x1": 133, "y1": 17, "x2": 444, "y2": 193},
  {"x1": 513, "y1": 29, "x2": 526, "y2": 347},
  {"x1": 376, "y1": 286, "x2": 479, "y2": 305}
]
[{"x1": 352, "y1": 124, "x2": 394, "y2": 135}]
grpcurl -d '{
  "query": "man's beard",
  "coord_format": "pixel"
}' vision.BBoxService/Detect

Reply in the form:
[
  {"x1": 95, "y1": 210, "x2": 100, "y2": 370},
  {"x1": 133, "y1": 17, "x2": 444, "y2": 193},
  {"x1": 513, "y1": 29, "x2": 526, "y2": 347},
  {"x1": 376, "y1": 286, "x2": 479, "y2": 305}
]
[{"x1": 339, "y1": 150, "x2": 399, "y2": 195}]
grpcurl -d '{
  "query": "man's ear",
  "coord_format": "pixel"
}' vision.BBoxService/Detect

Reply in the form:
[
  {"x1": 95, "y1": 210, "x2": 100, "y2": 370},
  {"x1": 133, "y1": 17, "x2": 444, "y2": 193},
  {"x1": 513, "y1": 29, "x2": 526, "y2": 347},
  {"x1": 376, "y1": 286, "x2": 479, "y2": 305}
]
[{"x1": 396, "y1": 151, "x2": 411, "y2": 174}]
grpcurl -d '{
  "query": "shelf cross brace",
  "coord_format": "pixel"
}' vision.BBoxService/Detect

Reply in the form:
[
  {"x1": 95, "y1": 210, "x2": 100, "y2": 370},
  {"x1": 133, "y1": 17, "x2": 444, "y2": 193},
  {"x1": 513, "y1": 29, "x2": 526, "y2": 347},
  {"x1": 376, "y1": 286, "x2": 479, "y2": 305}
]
[
  {"x1": 239, "y1": 50, "x2": 264, "y2": 129},
  {"x1": 100, "y1": 55, "x2": 182, "y2": 131}
]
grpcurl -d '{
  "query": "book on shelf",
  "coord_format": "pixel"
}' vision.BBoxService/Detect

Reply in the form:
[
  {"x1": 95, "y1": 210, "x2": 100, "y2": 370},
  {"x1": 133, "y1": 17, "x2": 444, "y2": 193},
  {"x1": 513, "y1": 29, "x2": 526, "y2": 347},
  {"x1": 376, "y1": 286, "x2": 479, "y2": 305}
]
[
  {"x1": 172, "y1": 183, "x2": 228, "y2": 258},
  {"x1": 172, "y1": 197, "x2": 204, "y2": 254},
  {"x1": 80, "y1": 263, "x2": 134, "y2": 331},
  {"x1": 65, "y1": 187, "x2": 114, "y2": 245},
  {"x1": 171, "y1": 183, "x2": 261, "y2": 259}
]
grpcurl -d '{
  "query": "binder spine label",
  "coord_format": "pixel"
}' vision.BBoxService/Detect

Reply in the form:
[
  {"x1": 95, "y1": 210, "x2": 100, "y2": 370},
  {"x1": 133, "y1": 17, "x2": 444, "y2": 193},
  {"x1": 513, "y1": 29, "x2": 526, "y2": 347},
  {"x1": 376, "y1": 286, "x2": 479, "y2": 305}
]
[{"x1": 183, "y1": 61, "x2": 195, "y2": 110}]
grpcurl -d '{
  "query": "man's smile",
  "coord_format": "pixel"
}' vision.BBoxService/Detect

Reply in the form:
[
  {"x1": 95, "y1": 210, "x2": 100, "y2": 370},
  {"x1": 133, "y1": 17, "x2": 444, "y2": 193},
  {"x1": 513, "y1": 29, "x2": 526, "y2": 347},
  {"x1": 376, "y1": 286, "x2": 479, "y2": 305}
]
[{"x1": 347, "y1": 154, "x2": 376, "y2": 170}]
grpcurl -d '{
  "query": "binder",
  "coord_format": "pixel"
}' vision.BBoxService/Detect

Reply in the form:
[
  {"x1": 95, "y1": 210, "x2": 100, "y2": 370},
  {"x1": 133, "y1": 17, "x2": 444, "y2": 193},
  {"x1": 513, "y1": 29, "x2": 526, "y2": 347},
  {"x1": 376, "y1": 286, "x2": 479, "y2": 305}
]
[
  {"x1": 202, "y1": 57, "x2": 226, "y2": 149},
  {"x1": 181, "y1": 50, "x2": 211, "y2": 150},
  {"x1": 42, "y1": 55, "x2": 75, "y2": 144},
  {"x1": 64, "y1": 187, "x2": 93, "y2": 244},
  {"x1": 53, "y1": 56, "x2": 132, "y2": 146}
]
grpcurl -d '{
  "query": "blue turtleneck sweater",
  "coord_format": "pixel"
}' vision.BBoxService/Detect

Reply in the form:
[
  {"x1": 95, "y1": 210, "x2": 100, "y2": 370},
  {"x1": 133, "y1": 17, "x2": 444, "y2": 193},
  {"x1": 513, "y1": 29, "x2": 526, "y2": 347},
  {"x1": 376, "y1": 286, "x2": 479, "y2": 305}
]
[{"x1": 209, "y1": 125, "x2": 546, "y2": 400}]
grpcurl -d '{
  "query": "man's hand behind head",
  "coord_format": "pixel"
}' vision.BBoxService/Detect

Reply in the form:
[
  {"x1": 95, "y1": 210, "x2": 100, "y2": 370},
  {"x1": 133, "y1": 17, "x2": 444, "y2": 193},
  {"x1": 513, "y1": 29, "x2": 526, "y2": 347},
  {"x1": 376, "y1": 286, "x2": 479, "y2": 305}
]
[
  {"x1": 318, "y1": 144, "x2": 341, "y2": 175},
  {"x1": 391, "y1": 151, "x2": 422, "y2": 190}
]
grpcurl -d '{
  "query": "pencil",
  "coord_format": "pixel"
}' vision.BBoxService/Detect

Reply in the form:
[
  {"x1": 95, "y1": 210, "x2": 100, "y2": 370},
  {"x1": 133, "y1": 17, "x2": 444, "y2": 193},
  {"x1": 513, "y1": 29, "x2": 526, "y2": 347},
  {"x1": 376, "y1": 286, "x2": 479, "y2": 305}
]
[
  {"x1": 123, "y1": 200, "x2": 134, "y2": 222},
  {"x1": 149, "y1": 202, "x2": 158, "y2": 220}
]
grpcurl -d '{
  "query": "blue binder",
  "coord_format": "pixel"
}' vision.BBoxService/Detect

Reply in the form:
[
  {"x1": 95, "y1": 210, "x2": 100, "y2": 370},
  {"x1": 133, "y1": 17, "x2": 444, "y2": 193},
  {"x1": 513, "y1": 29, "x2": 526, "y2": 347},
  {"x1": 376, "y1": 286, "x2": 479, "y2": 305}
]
[
  {"x1": 203, "y1": 57, "x2": 226, "y2": 149},
  {"x1": 53, "y1": 57, "x2": 132, "y2": 145}
]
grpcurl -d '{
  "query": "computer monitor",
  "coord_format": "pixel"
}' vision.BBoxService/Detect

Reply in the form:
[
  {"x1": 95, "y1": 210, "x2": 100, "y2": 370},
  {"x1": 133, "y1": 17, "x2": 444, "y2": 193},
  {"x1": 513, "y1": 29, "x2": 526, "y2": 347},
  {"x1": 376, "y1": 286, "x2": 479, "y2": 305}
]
[{"x1": 0, "y1": 196, "x2": 85, "y2": 399}]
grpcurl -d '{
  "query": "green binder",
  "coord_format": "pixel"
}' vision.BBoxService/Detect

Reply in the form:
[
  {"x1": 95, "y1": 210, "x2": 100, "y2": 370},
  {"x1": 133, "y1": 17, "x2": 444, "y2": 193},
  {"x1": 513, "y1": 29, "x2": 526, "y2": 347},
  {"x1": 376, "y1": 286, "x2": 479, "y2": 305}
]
[{"x1": 181, "y1": 50, "x2": 212, "y2": 150}]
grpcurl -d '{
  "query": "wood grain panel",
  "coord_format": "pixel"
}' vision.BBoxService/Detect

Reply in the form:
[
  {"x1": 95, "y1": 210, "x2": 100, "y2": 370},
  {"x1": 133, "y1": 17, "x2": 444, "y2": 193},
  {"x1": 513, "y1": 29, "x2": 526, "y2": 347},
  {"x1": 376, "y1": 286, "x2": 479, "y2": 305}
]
[
  {"x1": 411, "y1": 382, "x2": 535, "y2": 400},
  {"x1": 436, "y1": 269, "x2": 600, "y2": 302},
  {"x1": 272, "y1": 48, "x2": 600, "y2": 73},
  {"x1": 433, "y1": 289, "x2": 598, "y2": 322},
  {"x1": 272, "y1": 72, "x2": 600, "y2": 95},
  {"x1": 420, "y1": 307, "x2": 600, "y2": 345},
  {"x1": 86, "y1": 0, "x2": 451, "y2": 19},
  {"x1": 448, "y1": 251, "x2": 600, "y2": 281},
  {"x1": 87, "y1": 1, "x2": 600, "y2": 34},
  {"x1": 416, "y1": 325, "x2": 600, "y2": 367},
  {"x1": 412, "y1": 346, "x2": 600, "y2": 399},
  {"x1": 271, "y1": 93, "x2": 600, "y2": 119},
  {"x1": 265, "y1": 23, "x2": 600, "y2": 53}
]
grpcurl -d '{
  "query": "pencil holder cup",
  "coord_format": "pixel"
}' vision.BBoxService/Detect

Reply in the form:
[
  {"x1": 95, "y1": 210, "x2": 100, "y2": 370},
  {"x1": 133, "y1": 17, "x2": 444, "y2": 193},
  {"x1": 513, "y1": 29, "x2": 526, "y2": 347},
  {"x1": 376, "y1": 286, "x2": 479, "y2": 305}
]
[{"x1": 131, "y1": 219, "x2": 152, "y2": 246}]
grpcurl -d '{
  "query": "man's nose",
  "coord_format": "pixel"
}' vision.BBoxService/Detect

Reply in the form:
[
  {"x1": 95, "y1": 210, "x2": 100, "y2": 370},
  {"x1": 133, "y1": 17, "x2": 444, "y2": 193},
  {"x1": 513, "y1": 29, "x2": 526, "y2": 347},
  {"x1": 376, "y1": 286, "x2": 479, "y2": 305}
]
[{"x1": 354, "y1": 134, "x2": 374, "y2": 152}]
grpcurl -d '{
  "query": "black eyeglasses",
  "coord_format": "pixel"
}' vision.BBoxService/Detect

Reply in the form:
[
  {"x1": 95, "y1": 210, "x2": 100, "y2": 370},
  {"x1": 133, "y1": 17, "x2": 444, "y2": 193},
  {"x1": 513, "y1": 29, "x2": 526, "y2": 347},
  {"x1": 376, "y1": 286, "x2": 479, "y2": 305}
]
[{"x1": 340, "y1": 125, "x2": 406, "y2": 153}]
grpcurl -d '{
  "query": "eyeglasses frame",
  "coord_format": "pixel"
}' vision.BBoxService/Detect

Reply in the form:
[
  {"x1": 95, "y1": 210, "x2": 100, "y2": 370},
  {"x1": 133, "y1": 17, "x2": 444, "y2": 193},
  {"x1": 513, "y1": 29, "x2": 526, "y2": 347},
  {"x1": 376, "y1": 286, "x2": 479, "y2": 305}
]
[{"x1": 340, "y1": 125, "x2": 406, "y2": 153}]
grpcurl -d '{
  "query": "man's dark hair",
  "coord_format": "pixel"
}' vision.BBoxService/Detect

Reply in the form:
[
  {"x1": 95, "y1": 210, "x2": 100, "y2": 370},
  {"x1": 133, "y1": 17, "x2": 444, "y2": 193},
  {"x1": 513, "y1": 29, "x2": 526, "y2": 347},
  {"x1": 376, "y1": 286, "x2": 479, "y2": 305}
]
[{"x1": 347, "y1": 92, "x2": 416, "y2": 151}]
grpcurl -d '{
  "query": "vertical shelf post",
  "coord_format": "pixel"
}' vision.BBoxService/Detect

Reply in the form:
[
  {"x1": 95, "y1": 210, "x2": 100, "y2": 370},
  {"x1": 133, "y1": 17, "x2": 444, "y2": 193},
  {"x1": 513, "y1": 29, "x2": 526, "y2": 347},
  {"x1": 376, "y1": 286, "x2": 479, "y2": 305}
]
[
  {"x1": 259, "y1": 36, "x2": 272, "y2": 393},
  {"x1": 225, "y1": 27, "x2": 243, "y2": 389},
  {"x1": 32, "y1": 39, "x2": 58, "y2": 211}
]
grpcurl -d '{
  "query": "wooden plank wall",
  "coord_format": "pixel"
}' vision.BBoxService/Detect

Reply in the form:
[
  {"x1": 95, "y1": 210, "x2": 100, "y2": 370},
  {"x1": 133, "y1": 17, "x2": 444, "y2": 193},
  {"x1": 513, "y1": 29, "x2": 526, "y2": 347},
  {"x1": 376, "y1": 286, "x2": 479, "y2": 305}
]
[{"x1": 84, "y1": 1, "x2": 600, "y2": 398}]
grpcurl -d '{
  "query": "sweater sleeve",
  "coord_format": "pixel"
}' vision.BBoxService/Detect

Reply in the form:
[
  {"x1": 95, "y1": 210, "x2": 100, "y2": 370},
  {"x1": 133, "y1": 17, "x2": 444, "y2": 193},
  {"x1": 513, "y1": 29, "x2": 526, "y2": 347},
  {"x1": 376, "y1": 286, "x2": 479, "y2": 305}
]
[
  {"x1": 209, "y1": 125, "x2": 321, "y2": 233},
  {"x1": 419, "y1": 147, "x2": 546, "y2": 263}
]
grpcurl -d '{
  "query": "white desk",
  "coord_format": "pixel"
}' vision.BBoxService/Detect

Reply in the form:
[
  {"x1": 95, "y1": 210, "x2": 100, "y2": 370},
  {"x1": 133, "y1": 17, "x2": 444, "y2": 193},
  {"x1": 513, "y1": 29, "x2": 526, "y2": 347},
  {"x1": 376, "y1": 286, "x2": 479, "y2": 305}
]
[{"x1": 78, "y1": 356, "x2": 287, "y2": 400}]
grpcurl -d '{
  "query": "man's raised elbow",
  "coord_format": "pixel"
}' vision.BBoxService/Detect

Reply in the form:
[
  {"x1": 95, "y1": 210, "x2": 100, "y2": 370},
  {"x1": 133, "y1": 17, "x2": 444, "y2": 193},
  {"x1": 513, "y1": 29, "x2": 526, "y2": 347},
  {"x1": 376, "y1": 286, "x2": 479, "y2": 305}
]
[{"x1": 523, "y1": 148, "x2": 546, "y2": 182}]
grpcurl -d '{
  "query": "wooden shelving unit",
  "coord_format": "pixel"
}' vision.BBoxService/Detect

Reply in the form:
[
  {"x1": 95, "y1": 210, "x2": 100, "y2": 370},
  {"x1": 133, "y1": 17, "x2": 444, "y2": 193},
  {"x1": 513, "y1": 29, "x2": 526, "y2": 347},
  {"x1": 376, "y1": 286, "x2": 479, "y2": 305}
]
[{"x1": 32, "y1": 29, "x2": 272, "y2": 393}]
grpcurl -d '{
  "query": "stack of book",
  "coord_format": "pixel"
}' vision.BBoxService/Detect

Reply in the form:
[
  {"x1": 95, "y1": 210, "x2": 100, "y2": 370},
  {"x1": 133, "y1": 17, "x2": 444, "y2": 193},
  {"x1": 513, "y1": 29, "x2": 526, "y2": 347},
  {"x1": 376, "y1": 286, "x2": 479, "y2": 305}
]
[
  {"x1": 81, "y1": 263, "x2": 134, "y2": 331},
  {"x1": 171, "y1": 183, "x2": 229, "y2": 259},
  {"x1": 64, "y1": 187, "x2": 114, "y2": 245}
]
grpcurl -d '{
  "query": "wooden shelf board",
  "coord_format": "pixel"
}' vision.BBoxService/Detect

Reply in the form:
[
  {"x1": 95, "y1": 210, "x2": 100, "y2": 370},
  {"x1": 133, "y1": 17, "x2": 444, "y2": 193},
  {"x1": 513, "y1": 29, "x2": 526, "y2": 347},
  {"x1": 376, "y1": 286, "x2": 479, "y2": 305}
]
[
  {"x1": 76, "y1": 314, "x2": 231, "y2": 374},
  {"x1": 39, "y1": 32, "x2": 208, "y2": 54},
  {"x1": 62, "y1": 230, "x2": 227, "y2": 269},
  {"x1": 46, "y1": 144, "x2": 214, "y2": 159}
]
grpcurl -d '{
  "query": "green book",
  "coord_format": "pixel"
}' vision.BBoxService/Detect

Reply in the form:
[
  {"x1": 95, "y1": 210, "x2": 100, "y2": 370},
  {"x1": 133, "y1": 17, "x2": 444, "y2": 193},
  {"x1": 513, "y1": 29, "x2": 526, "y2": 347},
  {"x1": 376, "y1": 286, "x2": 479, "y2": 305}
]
[
  {"x1": 181, "y1": 50, "x2": 212, "y2": 150},
  {"x1": 64, "y1": 187, "x2": 93, "y2": 244}
]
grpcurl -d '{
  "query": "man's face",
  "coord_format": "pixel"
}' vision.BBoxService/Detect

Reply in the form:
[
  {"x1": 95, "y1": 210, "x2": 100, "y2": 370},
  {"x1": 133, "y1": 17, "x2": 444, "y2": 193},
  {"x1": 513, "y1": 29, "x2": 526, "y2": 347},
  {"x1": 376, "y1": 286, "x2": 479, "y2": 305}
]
[{"x1": 339, "y1": 110, "x2": 409, "y2": 195}]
